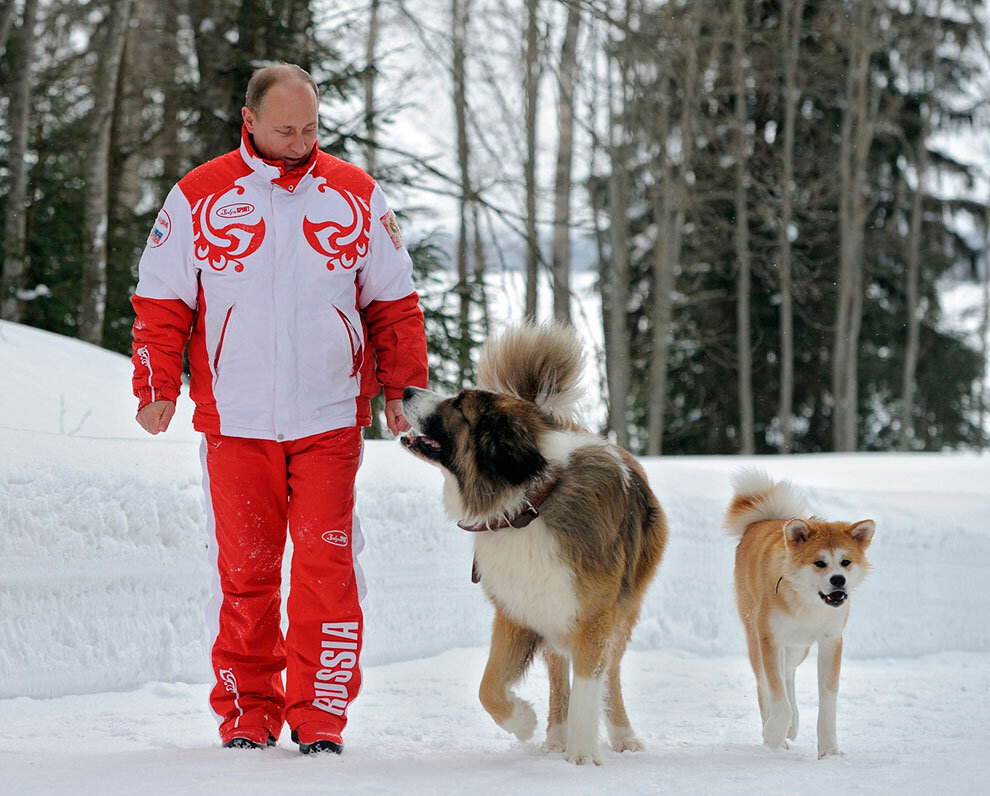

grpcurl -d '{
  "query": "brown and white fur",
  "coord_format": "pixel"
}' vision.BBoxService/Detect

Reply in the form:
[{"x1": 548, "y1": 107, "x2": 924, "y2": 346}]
[
  {"x1": 724, "y1": 469, "x2": 875, "y2": 758},
  {"x1": 400, "y1": 324, "x2": 667, "y2": 765}
]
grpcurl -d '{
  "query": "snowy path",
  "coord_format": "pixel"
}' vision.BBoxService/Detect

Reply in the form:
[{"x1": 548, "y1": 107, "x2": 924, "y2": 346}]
[{"x1": 3, "y1": 648, "x2": 987, "y2": 795}]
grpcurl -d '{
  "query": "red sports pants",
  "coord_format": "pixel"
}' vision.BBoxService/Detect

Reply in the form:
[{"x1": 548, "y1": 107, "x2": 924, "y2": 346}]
[{"x1": 200, "y1": 427, "x2": 365, "y2": 747}]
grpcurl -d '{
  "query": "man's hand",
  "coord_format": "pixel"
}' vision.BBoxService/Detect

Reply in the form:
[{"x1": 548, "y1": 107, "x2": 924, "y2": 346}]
[
  {"x1": 384, "y1": 398, "x2": 411, "y2": 436},
  {"x1": 136, "y1": 400, "x2": 176, "y2": 435}
]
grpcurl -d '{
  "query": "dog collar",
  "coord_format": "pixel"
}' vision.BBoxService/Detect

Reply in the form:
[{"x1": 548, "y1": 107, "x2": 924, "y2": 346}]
[{"x1": 457, "y1": 470, "x2": 562, "y2": 534}]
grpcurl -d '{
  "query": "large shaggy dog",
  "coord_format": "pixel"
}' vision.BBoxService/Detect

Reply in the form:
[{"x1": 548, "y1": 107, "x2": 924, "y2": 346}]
[{"x1": 400, "y1": 324, "x2": 667, "y2": 765}]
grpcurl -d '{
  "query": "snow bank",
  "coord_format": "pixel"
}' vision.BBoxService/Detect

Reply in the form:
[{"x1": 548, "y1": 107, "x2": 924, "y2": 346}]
[{"x1": 2, "y1": 320, "x2": 988, "y2": 700}]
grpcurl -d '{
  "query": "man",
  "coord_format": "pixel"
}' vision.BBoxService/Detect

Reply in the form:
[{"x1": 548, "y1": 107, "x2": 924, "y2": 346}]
[{"x1": 131, "y1": 63, "x2": 428, "y2": 755}]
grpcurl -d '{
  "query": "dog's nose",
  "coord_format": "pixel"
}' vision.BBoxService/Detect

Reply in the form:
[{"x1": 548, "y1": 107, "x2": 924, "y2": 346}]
[
  {"x1": 403, "y1": 386, "x2": 418, "y2": 401},
  {"x1": 830, "y1": 574, "x2": 846, "y2": 588}
]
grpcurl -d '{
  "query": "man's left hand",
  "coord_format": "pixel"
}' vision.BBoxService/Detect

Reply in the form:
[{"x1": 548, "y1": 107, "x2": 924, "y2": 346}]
[{"x1": 384, "y1": 398, "x2": 410, "y2": 436}]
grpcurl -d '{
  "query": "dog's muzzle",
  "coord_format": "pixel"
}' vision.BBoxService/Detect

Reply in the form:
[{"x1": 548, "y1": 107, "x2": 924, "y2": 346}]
[{"x1": 819, "y1": 590, "x2": 848, "y2": 607}]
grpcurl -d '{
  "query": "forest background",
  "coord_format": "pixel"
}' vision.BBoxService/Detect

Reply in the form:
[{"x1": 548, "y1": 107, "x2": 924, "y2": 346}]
[{"x1": 1, "y1": 0, "x2": 988, "y2": 456}]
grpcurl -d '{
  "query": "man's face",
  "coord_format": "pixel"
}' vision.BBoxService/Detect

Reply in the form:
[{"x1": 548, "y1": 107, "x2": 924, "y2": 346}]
[{"x1": 242, "y1": 80, "x2": 319, "y2": 169}]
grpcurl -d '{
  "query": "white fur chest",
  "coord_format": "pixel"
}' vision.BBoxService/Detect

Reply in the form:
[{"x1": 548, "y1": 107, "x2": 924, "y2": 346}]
[
  {"x1": 772, "y1": 600, "x2": 849, "y2": 648},
  {"x1": 473, "y1": 521, "x2": 579, "y2": 648}
]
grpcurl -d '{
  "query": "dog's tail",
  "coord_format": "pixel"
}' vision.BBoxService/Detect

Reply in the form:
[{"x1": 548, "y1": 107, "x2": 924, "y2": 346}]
[
  {"x1": 476, "y1": 322, "x2": 584, "y2": 424},
  {"x1": 723, "y1": 468, "x2": 808, "y2": 538}
]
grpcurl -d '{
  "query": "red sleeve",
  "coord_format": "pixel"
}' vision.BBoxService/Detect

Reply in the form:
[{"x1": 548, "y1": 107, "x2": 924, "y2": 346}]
[
  {"x1": 362, "y1": 291, "x2": 428, "y2": 400},
  {"x1": 131, "y1": 295, "x2": 195, "y2": 410}
]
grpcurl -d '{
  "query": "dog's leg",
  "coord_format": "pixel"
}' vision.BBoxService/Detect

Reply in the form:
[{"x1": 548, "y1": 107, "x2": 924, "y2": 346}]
[
  {"x1": 544, "y1": 648, "x2": 569, "y2": 752},
  {"x1": 816, "y1": 636, "x2": 843, "y2": 758},
  {"x1": 604, "y1": 639, "x2": 643, "y2": 753},
  {"x1": 784, "y1": 646, "x2": 808, "y2": 741},
  {"x1": 757, "y1": 614, "x2": 791, "y2": 750},
  {"x1": 478, "y1": 607, "x2": 540, "y2": 742},
  {"x1": 743, "y1": 620, "x2": 769, "y2": 726},
  {"x1": 566, "y1": 615, "x2": 610, "y2": 765}
]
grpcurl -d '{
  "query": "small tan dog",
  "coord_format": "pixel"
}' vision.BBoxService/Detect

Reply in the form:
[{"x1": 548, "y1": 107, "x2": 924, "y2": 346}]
[{"x1": 724, "y1": 469, "x2": 875, "y2": 757}]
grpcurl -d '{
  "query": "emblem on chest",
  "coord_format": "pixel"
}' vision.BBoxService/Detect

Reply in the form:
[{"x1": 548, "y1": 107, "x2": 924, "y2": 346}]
[
  {"x1": 303, "y1": 179, "x2": 371, "y2": 271},
  {"x1": 191, "y1": 185, "x2": 266, "y2": 273}
]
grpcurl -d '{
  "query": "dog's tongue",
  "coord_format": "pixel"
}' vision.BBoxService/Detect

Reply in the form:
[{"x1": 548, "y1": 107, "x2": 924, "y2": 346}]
[{"x1": 829, "y1": 591, "x2": 846, "y2": 601}]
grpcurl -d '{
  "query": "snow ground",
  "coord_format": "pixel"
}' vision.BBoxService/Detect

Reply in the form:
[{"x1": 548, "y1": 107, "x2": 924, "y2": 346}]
[
  {"x1": 2, "y1": 319, "x2": 989, "y2": 794},
  {"x1": 3, "y1": 649, "x2": 988, "y2": 796}
]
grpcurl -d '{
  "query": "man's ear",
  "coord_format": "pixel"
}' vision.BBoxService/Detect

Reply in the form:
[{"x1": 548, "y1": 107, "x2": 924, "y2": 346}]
[
  {"x1": 241, "y1": 106, "x2": 255, "y2": 132},
  {"x1": 783, "y1": 518, "x2": 810, "y2": 545}
]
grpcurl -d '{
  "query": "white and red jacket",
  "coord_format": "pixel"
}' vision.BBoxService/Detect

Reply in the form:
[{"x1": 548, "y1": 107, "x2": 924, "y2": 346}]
[{"x1": 131, "y1": 127, "x2": 428, "y2": 440}]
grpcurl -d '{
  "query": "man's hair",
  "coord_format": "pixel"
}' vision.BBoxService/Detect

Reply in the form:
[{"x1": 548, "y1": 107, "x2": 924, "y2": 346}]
[{"x1": 245, "y1": 63, "x2": 319, "y2": 114}]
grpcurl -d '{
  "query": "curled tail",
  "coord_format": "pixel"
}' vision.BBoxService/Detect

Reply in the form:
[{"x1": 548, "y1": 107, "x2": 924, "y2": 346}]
[
  {"x1": 476, "y1": 322, "x2": 584, "y2": 424},
  {"x1": 723, "y1": 468, "x2": 807, "y2": 538}
]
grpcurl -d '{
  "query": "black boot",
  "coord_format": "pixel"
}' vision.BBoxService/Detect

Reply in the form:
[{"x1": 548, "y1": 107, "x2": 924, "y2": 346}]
[
  {"x1": 223, "y1": 734, "x2": 276, "y2": 749},
  {"x1": 291, "y1": 729, "x2": 343, "y2": 755}
]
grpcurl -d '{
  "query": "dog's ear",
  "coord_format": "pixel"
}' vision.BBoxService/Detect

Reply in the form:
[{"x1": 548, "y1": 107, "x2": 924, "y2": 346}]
[
  {"x1": 783, "y1": 518, "x2": 810, "y2": 545},
  {"x1": 475, "y1": 411, "x2": 546, "y2": 486},
  {"x1": 849, "y1": 519, "x2": 875, "y2": 548}
]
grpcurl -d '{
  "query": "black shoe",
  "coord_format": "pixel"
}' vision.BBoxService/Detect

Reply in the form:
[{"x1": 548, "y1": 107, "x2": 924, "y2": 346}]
[
  {"x1": 291, "y1": 729, "x2": 343, "y2": 755},
  {"x1": 223, "y1": 734, "x2": 276, "y2": 749}
]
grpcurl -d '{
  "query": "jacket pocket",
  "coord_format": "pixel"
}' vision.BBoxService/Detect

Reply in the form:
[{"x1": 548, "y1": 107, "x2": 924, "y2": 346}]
[
  {"x1": 212, "y1": 304, "x2": 235, "y2": 378},
  {"x1": 331, "y1": 301, "x2": 364, "y2": 379}
]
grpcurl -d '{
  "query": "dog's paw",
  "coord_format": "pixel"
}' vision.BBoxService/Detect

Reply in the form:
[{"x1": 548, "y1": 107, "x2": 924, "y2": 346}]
[
  {"x1": 608, "y1": 726, "x2": 645, "y2": 753},
  {"x1": 763, "y1": 707, "x2": 791, "y2": 750},
  {"x1": 818, "y1": 743, "x2": 843, "y2": 759},
  {"x1": 501, "y1": 698, "x2": 537, "y2": 742},
  {"x1": 565, "y1": 742, "x2": 604, "y2": 766},
  {"x1": 787, "y1": 716, "x2": 799, "y2": 741},
  {"x1": 543, "y1": 723, "x2": 567, "y2": 753},
  {"x1": 763, "y1": 723, "x2": 789, "y2": 750}
]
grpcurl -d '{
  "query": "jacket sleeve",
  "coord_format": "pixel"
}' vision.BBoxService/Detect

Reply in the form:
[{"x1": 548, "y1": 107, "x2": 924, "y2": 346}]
[
  {"x1": 357, "y1": 183, "x2": 428, "y2": 399},
  {"x1": 131, "y1": 184, "x2": 199, "y2": 410}
]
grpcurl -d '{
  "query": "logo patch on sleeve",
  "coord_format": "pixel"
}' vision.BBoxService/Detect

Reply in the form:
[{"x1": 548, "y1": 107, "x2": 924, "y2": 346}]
[
  {"x1": 148, "y1": 209, "x2": 171, "y2": 249},
  {"x1": 380, "y1": 209, "x2": 403, "y2": 250}
]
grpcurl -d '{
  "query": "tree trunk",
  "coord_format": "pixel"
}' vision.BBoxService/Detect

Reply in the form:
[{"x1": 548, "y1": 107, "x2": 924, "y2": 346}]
[
  {"x1": 606, "y1": 147, "x2": 630, "y2": 450},
  {"x1": 523, "y1": 0, "x2": 541, "y2": 321},
  {"x1": 0, "y1": 0, "x2": 39, "y2": 323},
  {"x1": 900, "y1": 5, "x2": 939, "y2": 451},
  {"x1": 365, "y1": 0, "x2": 384, "y2": 438},
  {"x1": 79, "y1": 0, "x2": 133, "y2": 345},
  {"x1": 471, "y1": 196, "x2": 488, "y2": 340},
  {"x1": 189, "y1": 0, "x2": 237, "y2": 162},
  {"x1": 646, "y1": 10, "x2": 698, "y2": 456},
  {"x1": 832, "y1": 0, "x2": 876, "y2": 452},
  {"x1": 0, "y1": 0, "x2": 18, "y2": 59},
  {"x1": 551, "y1": 1, "x2": 581, "y2": 324},
  {"x1": 365, "y1": 0, "x2": 380, "y2": 176},
  {"x1": 452, "y1": 0, "x2": 472, "y2": 387},
  {"x1": 159, "y1": 0, "x2": 182, "y2": 188},
  {"x1": 899, "y1": 133, "x2": 926, "y2": 451},
  {"x1": 112, "y1": 0, "x2": 153, "y2": 214},
  {"x1": 733, "y1": 0, "x2": 755, "y2": 454},
  {"x1": 776, "y1": 0, "x2": 805, "y2": 454},
  {"x1": 979, "y1": 209, "x2": 990, "y2": 450}
]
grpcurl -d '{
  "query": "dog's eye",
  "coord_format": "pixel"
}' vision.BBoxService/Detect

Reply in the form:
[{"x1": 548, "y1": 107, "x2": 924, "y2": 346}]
[
  {"x1": 840, "y1": 559, "x2": 851, "y2": 567},
  {"x1": 813, "y1": 561, "x2": 827, "y2": 569}
]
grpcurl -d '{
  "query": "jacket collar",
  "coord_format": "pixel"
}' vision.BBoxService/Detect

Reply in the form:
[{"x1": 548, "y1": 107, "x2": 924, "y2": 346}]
[{"x1": 238, "y1": 124, "x2": 319, "y2": 192}]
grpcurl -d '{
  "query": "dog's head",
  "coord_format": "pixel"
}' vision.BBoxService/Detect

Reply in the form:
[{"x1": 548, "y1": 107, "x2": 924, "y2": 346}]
[
  {"x1": 782, "y1": 517, "x2": 875, "y2": 608},
  {"x1": 400, "y1": 386, "x2": 548, "y2": 494}
]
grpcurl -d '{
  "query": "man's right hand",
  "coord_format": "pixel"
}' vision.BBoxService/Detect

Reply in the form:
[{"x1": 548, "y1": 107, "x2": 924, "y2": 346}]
[{"x1": 136, "y1": 400, "x2": 176, "y2": 435}]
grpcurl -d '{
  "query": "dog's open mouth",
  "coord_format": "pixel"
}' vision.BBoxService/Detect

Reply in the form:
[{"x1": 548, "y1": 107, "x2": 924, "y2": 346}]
[
  {"x1": 819, "y1": 590, "x2": 848, "y2": 607},
  {"x1": 400, "y1": 434, "x2": 442, "y2": 461}
]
